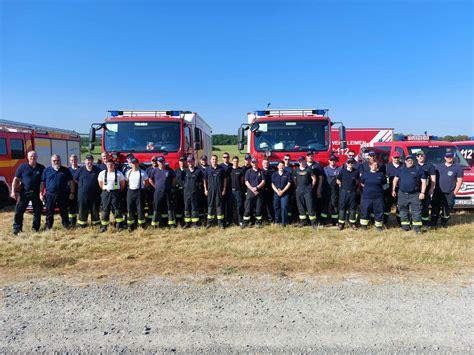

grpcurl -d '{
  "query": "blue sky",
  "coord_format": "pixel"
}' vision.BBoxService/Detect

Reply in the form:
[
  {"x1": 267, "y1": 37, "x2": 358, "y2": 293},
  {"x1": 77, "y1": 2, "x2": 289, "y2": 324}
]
[{"x1": 1, "y1": 0, "x2": 472, "y2": 135}]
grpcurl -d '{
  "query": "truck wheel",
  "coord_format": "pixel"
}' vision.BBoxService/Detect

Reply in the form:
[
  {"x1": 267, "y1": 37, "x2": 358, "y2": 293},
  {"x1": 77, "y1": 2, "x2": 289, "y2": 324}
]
[{"x1": 0, "y1": 180, "x2": 12, "y2": 209}]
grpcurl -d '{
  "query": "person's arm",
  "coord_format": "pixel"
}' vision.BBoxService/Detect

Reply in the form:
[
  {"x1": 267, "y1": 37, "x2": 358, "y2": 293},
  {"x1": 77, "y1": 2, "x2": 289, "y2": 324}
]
[
  {"x1": 311, "y1": 175, "x2": 317, "y2": 189},
  {"x1": 271, "y1": 182, "x2": 279, "y2": 194},
  {"x1": 419, "y1": 178, "x2": 427, "y2": 200},
  {"x1": 10, "y1": 177, "x2": 20, "y2": 199},
  {"x1": 392, "y1": 176, "x2": 399, "y2": 197},
  {"x1": 119, "y1": 173, "x2": 126, "y2": 191},
  {"x1": 98, "y1": 173, "x2": 104, "y2": 190},
  {"x1": 222, "y1": 176, "x2": 228, "y2": 196},
  {"x1": 282, "y1": 182, "x2": 291, "y2": 194},
  {"x1": 316, "y1": 174, "x2": 323, "y2": 197},
  {"x1": 204, "y1": 178, "x2": 208, "y2": 196},
  {"x1": 256, "y1": 177, "x2": 265, "y2": 190},
  {"x1": 429, "y1": 174, "x2": 436, "y2": 196},
  {"x1": 454, "y1": 177, "x2": 463, "y2": 195},
  {"x1": 39, "y1": 182, "x2": 45, "y2": 202}
]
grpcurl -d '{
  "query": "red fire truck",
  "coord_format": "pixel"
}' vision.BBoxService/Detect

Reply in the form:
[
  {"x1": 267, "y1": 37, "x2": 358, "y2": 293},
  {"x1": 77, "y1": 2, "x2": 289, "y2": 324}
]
[
  {"x1": 89, "y1": 110, "x2": 212, "y2": 169},
  {"x1": 331, "y1": 127, "x2": 394, "y2": 163},
  {"x1": 453, "y1": 140, "x2": 474, "y2": 208},
  {"x1": 237, "y1": 109, "x2": 346, "y2": 166},
  {"x1": 0, "y1": 119, "x2": 81, "y2": 206},
  {"x1": 369, "y1": 135, "x2": 472, "y2": 208}
]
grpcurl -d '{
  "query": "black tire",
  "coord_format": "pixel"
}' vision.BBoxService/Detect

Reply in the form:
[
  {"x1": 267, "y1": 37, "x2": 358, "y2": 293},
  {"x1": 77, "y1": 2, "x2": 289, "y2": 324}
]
[{"x1": 0, "y1": 180, "x2": 12, "y2": 209}]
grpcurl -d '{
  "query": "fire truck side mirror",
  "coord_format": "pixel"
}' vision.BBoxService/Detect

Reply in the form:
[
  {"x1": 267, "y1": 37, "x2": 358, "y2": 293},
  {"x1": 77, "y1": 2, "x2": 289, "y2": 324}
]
[
  {"x1": 339, "y1": 125, "x2": 347, "y2": 149},
  {"x1": 88, "y1": 127, "x2": 96, "y2": 151},
  {"x1": 238, "y1": 127, "x2": 245, "y2": 151}
]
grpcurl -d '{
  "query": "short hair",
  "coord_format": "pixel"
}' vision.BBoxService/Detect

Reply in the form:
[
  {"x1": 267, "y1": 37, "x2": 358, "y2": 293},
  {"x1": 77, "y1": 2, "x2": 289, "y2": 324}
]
[
  {"x1": 223, "y1": 152, "x2": 229, "y2": 156},
  {"x1": 278, "y1": 160, "x2": 285, "y2": 165},
  {"x1": 284, "y1": 154, "x2": 291, "y2": 158},
  {"x1": 262, "y1": 157, "x2": 269, "y2": 162},
  {"x1": 211, "y1": 154, "x2": 218, "y2": 160},
  {"x1": 232, "y1": 156, "x2": 239, "y2": 160},
  {"x1": 69, "y1": 154, "x2": 78, "y2": 159},
  {"x1": 348, "y1": 150, "x2": 356, "y2": 154}
]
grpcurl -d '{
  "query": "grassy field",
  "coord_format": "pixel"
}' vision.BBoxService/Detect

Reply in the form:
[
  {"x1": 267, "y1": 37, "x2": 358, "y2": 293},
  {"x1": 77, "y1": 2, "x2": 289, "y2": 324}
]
[
  {"x1": 212, "y1": 145, "x2": 245, "y2": 160},
  {"x1": 0, "y1": 207, "x2": 473, "y2": 281}
]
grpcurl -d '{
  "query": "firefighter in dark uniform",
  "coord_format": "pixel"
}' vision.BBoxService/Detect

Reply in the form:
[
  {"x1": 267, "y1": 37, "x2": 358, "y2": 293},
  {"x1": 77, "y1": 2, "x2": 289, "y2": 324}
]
[
  {"x1": 359, "y1": 151, "x2": 386, "y2": 175},
  {"x1": 392, "y1": 155, "x2": 427, "y2": 233},
  {"x1": 283, "y1": 154, "x2": 296, "y2": 222},
  {"x1": 183, "y1": 156, "x2": 204, "y2": 229},
  {"x1": 385, "y1": 153, "x2": 402, "y2": 226},
  {"x1": 242, "y1": 153, "x2": 253, "y2": 175},
  {"x1": 40, "y1": 154, "x2": 75, "y2": 230},
  {"x1": 229, "y1": 156, "x2": 245, "y2": 226},
  {"x1": 145, "y1": 156, "x2": 158, "y2": 223},
  {"x1": 67, "y1": 154, "x2": 80, "y2": 226},
  {"x1": 271, "y1": 161, "x2": 292, "y2": 227},
  {"x1": 219, "y1": 152, "x2": 233, "y2": 227},
  {"x1": 322, "y1": 156, "x2": 341, "y2": 226},
  {"x1": 242, "y1": 157, "x2": 265, "y2": 228},
  {"x1": 125, "y1": 158, "x2": 149, "y2": 230},
  {"x1": 306, "y1": 151, "x2": 324, "y2": 222},
  {"x1": 415, "y1": 150, "x2": 437, "y2": 227},
  {"x1": 197, "y1": 155, "x2": 210, "y2": 221},
  {"x1": 293, "y1": 156, "x2": 317, "y2": 228},
  {"x1": 261, "y1": 157, "x2": 275, "y2": 224},
  {"x1": 204, "y1": 155, "x2": 227, "y2": 228},
  {"x1": 337, "y1": 157, "x2": 359, "y2": 230},
  {"x1": 431, "y1": 152, "x2": 464, "y2": 228},
  {"x1": 11, "y1": 150, "x2": 45, "y2": 234},
  {"x1": 150, "y1": 156, "x2": 176, "y2": 228},
  {"x1": 98, "y1": 159, "x2": 126, "y2": 232},
  {"x1": 344, "y1": 150, "x2": 360, "y2": 170},
  {"x1": 74, "y1": 154, "x2": 101, "y2": 228},
  {"x1": 360, "y1": 161, "x2": 386, "y2": 231},
  {"x1": 174, "y1": 156, "x2": 187, "y2": 226}
]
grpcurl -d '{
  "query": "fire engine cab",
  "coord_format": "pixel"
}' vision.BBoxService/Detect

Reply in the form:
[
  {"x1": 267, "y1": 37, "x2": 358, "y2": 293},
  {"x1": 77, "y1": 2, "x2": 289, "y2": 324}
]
[
  {"x1": 0, "y1": 119, "x2": 81, "y2": 206},
  {"x1": 237, "y1": 109, "x2": 346, "y2": 166},
  {"x1": 89, "y1": 110, "x2": 212, "y2": 169}
]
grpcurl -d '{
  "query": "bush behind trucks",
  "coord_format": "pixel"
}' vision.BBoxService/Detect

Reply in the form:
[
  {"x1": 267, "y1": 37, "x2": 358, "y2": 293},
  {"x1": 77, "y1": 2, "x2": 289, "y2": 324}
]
[{"x1": 89, "y1": 110, "x2": 212, "y2": 169}]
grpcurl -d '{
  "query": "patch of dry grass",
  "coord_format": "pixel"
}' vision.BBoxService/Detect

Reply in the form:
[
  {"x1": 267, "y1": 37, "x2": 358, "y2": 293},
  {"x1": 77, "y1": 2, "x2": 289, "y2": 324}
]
[{"x1": 0, "y1": 209, "x2": 473, "y2": 280}]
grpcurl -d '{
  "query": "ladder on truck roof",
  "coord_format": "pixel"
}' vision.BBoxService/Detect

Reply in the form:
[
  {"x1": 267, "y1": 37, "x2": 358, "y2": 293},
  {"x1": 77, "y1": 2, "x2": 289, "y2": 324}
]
[
  {"x1": 255, "y1": 109, "x2": 329, "y2": 117},
  {"x1": 0, "y1": 119, "x2": 79, "y2": 136},
  {"x1": 107, "y1": 110, "x2": 190, "y2": 118}
]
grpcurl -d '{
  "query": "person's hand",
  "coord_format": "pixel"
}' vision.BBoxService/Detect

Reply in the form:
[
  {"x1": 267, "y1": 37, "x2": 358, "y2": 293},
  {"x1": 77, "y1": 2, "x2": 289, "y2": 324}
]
[
  {"x1": 392, "y1": 190, "x2": 397, "y2": 198},
  {"x1": 316, "y1": 191, "x2": 322, "y2": 199},
  {"x1": 39, "y1": 193, "x2": 44, "y2": 202},
  {"x1": 419, "y1": 192, "x2": 425, "y2": 200},
  {"x1": 221, "y1": 190, "x2": 226, "y2": 197},
  {"x1": 10, "y1": 191, "x2": 17, "y2": 200},
  {"x1": 69, "y1": 192, "x2": 75, "y2": 201},
  {"x1": 204, "y1": 190, "x2": 208, "y2": 196}
]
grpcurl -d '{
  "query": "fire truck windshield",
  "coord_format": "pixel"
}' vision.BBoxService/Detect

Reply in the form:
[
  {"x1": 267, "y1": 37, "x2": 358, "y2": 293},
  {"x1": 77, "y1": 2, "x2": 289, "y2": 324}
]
[
  {"x1": 104, "y1": 121, "x2": 181, "y2": 153},
  {"x1": 407, "y1": 146, "x2": 469, "y2": 168},
  {"x1": 253, "y1": 120, "x2": 329, "y2": 152}
]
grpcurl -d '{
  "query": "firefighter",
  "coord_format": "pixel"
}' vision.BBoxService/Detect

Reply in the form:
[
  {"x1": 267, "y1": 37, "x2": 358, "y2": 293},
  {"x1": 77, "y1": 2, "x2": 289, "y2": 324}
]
[
  {"x1": 344, "y1": 150, "x2": 360, "y2": 170},
  {"x1": 174, "y1": 156, "x2": 187, "y2": 226},
  {"x1": 74, "y1": 154, "x2": 101, "y2": 228},
  {"x1": 392, "y1": 155, "x2": 427, "y2": 234},
  {"x1": 204, "y1": 155, "x2": 227, "y2": 228},
  {"x1": 415, "y1": 150, "x2": 436, "y2": 227},
  {"x1": 293, "y1": 156, "x2": 317, "y2": 228},
  {"x1": 306, "y1": 151, "x2": 324, "y2": 222},
  {"x1": 242, "y1": 157, "x2": 265, "y2": 228},
  {"x1": 337, "y1": 157, "x2": 359, "y2": 230},
  {"x1": 11, "y1": 150, "x2": 45, "y2": 235},
  {"x1": 98, "y1": 159, "x2": 126, "y2": 232},
  {"x1": 283, "y1": 153, "x2": 296, "y2": 222},
  {"x1": 67, "y1": 154, "x2": 80, "y2": 226},
  {"x1": 219, "y1": 152, "x2": 233, "y2": 226},
  {"x1": 385, "y1": 153, "x2": 402, "y2": 226},
  {"x1": 145, "y1": 156, "x2": 158, "y2": 223},
  {"x1": 39, "y1": 155, "x2": 75, "y2": 230},
  {"x1": 197, "y1": 155, "x2": 210, "y2": 221},
  {"x1": 229, "y1": 156, "x2": 245, "y2": 226},
  {"x1": 321, "y1": 156, "x2": 340, "y2": 226},
  {"x1": 96, "y1": 152, "x2": 108, "y2": 171},
  {"x1": 183, "y1": 156, "x2": 204, "y2": 229},
  {"x1": 125, "y1": 158, "x2": 148, "y2": 231},
  {"x1": 360, "y1": 161, "x2": 386, "y2": 231},
  {"x1": 271, "y1": 161, "x2": 292, "y2": 227},
  {"x1": 149, "y1": 156, "x2": 176, "y2": 228},
  {"x1": 431, "y1": 152, "x2": 464, "y2": 228},
  {"x1": 261, "y1": 157, "x2": 275, "y2": 224},
  {"x1": 359, "y1": 151, "x2": 386, "y2": 175}
]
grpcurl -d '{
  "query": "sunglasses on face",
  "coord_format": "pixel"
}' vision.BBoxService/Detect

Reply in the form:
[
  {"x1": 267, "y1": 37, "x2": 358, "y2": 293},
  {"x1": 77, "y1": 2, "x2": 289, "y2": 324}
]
[
  {"x1": 53, "y1": 160, "x2": 60, "y2": 162},
  {"x1": 348, "y1": 155, "x2": 355, "y2": 158},
  {"x1": 284, "y1": 158, "x2": 290, "y2": 160},
  {"x1": 223, "y1": 156, "x2": 229, "y2": 159}
]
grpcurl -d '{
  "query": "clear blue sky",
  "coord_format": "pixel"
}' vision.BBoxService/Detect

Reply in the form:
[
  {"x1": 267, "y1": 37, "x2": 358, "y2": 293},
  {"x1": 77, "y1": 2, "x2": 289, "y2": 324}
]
[{"x1": 1, "y1": 0, "x2": 473, "y2": 136}]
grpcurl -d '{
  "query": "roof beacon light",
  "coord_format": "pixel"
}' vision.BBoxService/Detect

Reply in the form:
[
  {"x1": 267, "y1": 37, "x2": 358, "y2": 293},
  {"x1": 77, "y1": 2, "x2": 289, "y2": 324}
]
[
  {"x1": 109, "y1": 111, "x2": 123, "y2": 117},
  {"x1": 166, "y1": 111, "x2": 182, "y2": 117},
  {"x1": 312, "y1": 109, "x2": 327, "y2": 115}
]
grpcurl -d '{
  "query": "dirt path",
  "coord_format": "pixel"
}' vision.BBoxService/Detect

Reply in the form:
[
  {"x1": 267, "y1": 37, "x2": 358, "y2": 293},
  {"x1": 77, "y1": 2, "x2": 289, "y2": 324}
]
[{"x1": 1, "y1": 275, "x2": 473, "y2": 352}]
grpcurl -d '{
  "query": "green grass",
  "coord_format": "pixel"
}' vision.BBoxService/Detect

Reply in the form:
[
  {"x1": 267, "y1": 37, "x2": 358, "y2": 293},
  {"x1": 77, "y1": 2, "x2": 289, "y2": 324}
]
[{"x1": 213, "y1": 145, "x2": 245, "y2": 160}]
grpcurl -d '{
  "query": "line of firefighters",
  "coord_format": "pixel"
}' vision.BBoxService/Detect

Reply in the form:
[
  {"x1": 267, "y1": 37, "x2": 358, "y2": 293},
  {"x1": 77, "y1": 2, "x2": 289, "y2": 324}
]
[{"x1": 11, "y1": 148, "x2": 464, "y2": 235}]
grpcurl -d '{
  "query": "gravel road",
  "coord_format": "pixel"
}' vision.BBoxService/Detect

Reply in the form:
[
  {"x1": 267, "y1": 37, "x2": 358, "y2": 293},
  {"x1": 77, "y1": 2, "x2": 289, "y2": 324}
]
[{"x1": 1, "y1": 275, "x2": 472, "y2": 353}]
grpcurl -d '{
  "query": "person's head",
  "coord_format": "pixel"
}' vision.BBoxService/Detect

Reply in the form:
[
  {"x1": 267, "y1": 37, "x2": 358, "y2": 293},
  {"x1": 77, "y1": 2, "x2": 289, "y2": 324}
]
[
  {"x1": 283, "y1": 154, "x2": 291, "y2": 166},
  {"x1": 277, "y1": 160, "x2": 285, "y2": 172},
  {"x1": 369, "y1": 160, "x2": 379, "y2": 172},
  {"x1": 232, "y1": 156, "x2": 239, "y2": 168},
  {"x1": 405, "y1": 155, "x2": 414, "y2": 168},
  {"x1": 27, "y1": 151, "x2": 37, "y2": 165},
  {"x1": 416, "y1": 151, "x2": 425, "y2": 164},
  {"x1": 392, "y1": 152, "x2": 401, "y2": 164},
  {"x1": 84, "y1": 154, "x2": 94, "y2": 169},
  {"x1": 262, "y1": 157, "x2": 269, "y2": 169},
  {"x1": 445, "y1": 152, "x2": 454, "y2": 164},
  {"x1": 51, "y1": 154, "x2": 61, "y2": 170},
  {"x1": 101, "y1": 152, "x2": 108, "y2": 162},
  {"x1": 298, "y1": 156, "x2": 306, "y2": 168},
  {"x1": 211, "y1": 154, "x2": 218, "y2": 167},
  {"x1": 347, "y1": 150, "x2": 356, "y2": 160},
  {"x1": 69, "y1": 154, "x2": 78, "y2": 167},
  {"x1": 328, "y1": 156, "x2": 337, "y2": 167},
  {"x1": 346, "y1": 158, "x2": 355, "y2": 169},
  {"x1": 251, "y1": 157, "x2": 258, "y2": 169},
  {"x1": 157, "y1": 156, "x2": 166, "y2": 168},
  {"x1": 245, "y1": 153, "x2": 252, "y2": 165},
  {"x1": 306, "y1": 151, "x2": 314, "y2": 163},
  {"x1": 200, "y1": 155, "x2": 208, "y2": 166},
  {"x1": 368, "y1": 151, "x2": 376, "y2": 162},
  {"x1": 179, "y1": 156, "x2": 186, "y2": 168},
  {"x1": 187, "y1": 156, "x2": 195, "y2": 168},
  {"x1": 222, "y1": 152, "x2": 230, "y2": 164},
  {"x1": 131, "y1": 158, "x2": 139, "y2": 170},
  {"x1": 151, "y1": 156, "x2": 158, "y2": 168},
  {"x1": 106, "y1": 159, "x2": 115, "y2": 171}
]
